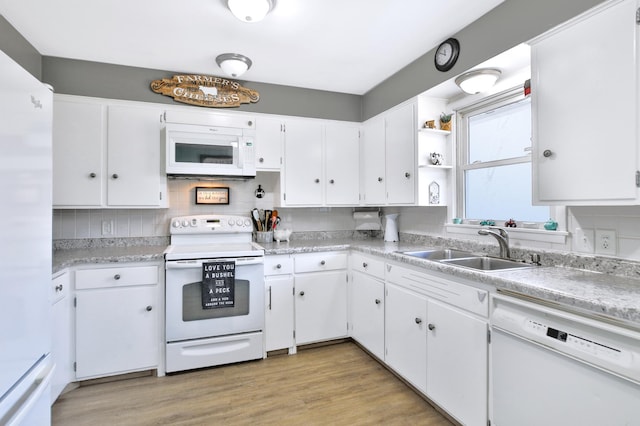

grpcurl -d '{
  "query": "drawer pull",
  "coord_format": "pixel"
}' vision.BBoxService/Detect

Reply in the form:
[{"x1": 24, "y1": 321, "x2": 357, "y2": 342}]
[
  {"x1": 146, "y1": 305, "x2": 153, "y2": 312},
  {"x1": 362, "y1": 262, "x2": 368, "y2": 268},
  {"x1": 114, "y1": 274, "x2": 121, "y2": 280},
  {"x1": 276, "y1": 264, "x2": 282, "y2": 269},
  {"x1": 375, "y1": 299, "x2": 381, "y2": 305},
  {"x1": 55, "y1": 284, "x2": 63, "y2": 292},
  {"x1": 428, "y1": 323, "x2": 436, "y2": 331},
  {"x1": 415, "y1": 317, "x2": 422, "y2": 325},
  {"x1": 320, "y1": 260, "x2": 326, "y2": 266}
]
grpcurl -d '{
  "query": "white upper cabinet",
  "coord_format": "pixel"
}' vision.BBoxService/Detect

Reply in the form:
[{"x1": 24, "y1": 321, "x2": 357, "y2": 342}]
[
  {"x1": 255, "y1": 116, "x2": 283, "y2": 171},
  {"x1": 361, "y1": 101, "x2": 416, "y2": 206},
  {"x1": 53, "y1": 96, "x2": 167, "y2": 208},
  {"x1": 532, "y1": 0, "x2": 639, "y2": 205},
  {"x1": 282, "y1": 119, "x2": 360, "y2": 206}
]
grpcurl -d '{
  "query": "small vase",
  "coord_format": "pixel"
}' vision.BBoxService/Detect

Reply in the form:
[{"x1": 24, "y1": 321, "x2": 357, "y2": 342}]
[{"x1": 440, "y1": 120, "x2": 451, "y2": 131}]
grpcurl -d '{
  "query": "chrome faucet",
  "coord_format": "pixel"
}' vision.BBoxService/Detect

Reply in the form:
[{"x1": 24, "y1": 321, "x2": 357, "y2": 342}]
[{"x1": 478, "y1": 227, "x2": 511, "y2": 259}]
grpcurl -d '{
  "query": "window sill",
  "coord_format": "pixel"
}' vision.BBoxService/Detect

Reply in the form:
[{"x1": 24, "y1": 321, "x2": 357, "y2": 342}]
[{"x1": 444, "y1": 224, "x2": 568, "y2": 245}]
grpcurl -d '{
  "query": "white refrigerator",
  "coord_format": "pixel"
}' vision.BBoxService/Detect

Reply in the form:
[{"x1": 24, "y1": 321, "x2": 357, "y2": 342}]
[{"x1": 0, "y1": 50, "x2": 54, "y2": 425}]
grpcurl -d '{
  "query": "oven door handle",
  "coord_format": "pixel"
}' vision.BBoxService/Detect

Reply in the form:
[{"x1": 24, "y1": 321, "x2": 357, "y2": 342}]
[{"x1": 166, "y1": 257, "x2": 264, "y2": 269}]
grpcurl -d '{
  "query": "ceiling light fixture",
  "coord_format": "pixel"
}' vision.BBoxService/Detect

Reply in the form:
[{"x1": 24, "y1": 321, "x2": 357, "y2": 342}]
[
  {"x1": 455, "y1": 68, "x2": 502, "y2": 94},
  {"x1": 227, "y1": 0, "x2": 275, "y2": 23},
  {"x1": 216, "y1": 53, "x2": 253, "y2": 78}
]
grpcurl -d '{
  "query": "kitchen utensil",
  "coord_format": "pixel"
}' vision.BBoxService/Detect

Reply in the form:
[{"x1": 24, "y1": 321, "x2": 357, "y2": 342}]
[
  {"x1": 251, "y1": 208, "x2": 262, "y2": 231},
  {"x1": 264, "y1": 210, "x2": 272, "y2": 230}
]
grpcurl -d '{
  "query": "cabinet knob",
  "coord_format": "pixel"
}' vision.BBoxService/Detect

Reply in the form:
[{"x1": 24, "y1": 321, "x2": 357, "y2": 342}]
[
  {"x1": 89, "y1": 172, "x2": 97, "y2": 178},
  {"x1": 405, "y1": 172, "x2": 411, "y2": 178},
  {"x1": 362, "y1": 262, "x2": 368, "y2": 268},
  {"x1": 543, "y1": 149, "x2": 553, "y2": 158},
  {"x1": 415, "y1": 317, "x2": 422, "y2": 324},
  {"x1": 320, "y1": 260, "x2": 326, "y2": 266},
  {"x1": 276, "y1": 264, "x2": 282, "y2": 269},
  {"x1": 146, "y1": 305, "x2": 152, "y2": 312},
  {"x1": 299, "y1": 291, "x2": 305, "y2": 296},
  {"x1": 428, "y1": 323, "x2": 436, "y2": 331},
  {"x1": 329, "y1": 179, "x2": 335, "y2": 184},
  {"x1": 259, "y1": 157, "x2": 264, "y2": 163},
  {"x1": 114, "y1": 274, "x2": 121, "y2": 280},
  {"x1": 247, "y1": 120, "x2": 253, "y2": 127},
  {"x1": 375, "y1": 298, "x2": 381, "y2": 305},
  {"x1": 55, "y1": 284, "x2": 63, "y2": 292},
  {"x1": 314, "y1": 178, "x2": 320, "y2": 183},
  {"x1": 377, "y1": 177, "x2": 383, "y2": 182},
  {"x1": 112, "y1": 173, "x2": 119, "y2": 179}
]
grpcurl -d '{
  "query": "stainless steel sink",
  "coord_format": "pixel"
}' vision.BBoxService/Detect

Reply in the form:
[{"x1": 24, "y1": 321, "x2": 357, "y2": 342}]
[
  {"x1": 440, "y1": 256, "x2": 534, "y2": 271},
  {"x1": 401, "y1": 249, "x2": 479, "y2": 261}
]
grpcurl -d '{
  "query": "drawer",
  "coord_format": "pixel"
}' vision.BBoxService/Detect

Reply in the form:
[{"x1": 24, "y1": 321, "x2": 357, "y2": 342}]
[
  {"x1": 351, "y1": 252, "x2": 385, "y2": 278},
  {"x1": 294, "y1": 252, "x2": 348, "y2": 273},
  {"x1": 76, "y1": 265, "x2": 158, "y2": 290},
  {"x1": 386, "y1": 264, "x2": 488, "y2": 317},
  {"x1": 264, "y1": 255, "x2": 294, "y2": 276},
  {"x1": 52, "y1": 271, "x2": 70, "y2": 305}
]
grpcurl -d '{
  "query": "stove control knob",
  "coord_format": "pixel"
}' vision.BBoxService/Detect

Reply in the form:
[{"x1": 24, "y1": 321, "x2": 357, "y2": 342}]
[
  {"x1": 228, "y1": 219, "x2": 235, "y2": 226},
  {"x1": 191, "y1": 218, "x2": 198, "y2": 227},
  {"x1": 182, "y1": 220, "x2": 189, "y2": 227},
  {"x1": 244, "y1": 218, "x2": 251, "y2": 227},
  {"x1": 172, "y1": 220, "x2": 181, "y2": 228},
  {"x1": 236, "y1": 219, "x2": 243, "y2": 226}
]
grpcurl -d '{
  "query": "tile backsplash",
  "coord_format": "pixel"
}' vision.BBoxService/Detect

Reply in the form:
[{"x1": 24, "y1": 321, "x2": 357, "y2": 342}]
[{"x1": 52, "y1": 177, "x2": 640, "y2": 262}]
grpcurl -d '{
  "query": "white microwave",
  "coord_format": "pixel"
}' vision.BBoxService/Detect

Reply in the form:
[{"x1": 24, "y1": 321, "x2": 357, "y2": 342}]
[{"x1": 165, "y1": 123, "x2": 256, "y2": 178}]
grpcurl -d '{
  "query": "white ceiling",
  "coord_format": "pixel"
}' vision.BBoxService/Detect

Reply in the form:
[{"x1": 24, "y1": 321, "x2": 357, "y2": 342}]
[{"x1": 0, "y1": 0, "x2": 506, "y2": 95}]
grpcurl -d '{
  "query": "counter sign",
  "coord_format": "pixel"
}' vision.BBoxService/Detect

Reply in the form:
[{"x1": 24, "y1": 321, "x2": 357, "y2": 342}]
[
  {"x1": 202, "y1": 261, "x2": 235, "y2": 309},
  {"x1": 150, "y1": 74, "x2": 259, "y2": 108}
]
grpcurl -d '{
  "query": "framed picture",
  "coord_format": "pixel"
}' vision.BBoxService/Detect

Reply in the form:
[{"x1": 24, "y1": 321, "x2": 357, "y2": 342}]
[{"x1": 195, "y1": 187, "x2": 230, "y2": 205}]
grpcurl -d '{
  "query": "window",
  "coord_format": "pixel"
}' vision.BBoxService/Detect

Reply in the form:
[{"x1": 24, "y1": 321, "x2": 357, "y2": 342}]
[{"x1": 457, "y1": 88, "x2": 549, "y2": 223}]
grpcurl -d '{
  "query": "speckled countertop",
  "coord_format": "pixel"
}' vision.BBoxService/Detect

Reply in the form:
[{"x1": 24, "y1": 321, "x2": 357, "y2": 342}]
[
  {"x1": 259, "y1": 238, "x2": 640, "y2": 328},
  {"x1": 53, "y1": 236, "x2": 640, "y2": 328}
]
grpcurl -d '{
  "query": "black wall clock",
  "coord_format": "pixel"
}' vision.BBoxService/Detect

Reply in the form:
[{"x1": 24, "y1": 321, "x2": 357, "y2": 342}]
[{"x1": 434, "y1": 38, "x2": 460, "y2": 72}]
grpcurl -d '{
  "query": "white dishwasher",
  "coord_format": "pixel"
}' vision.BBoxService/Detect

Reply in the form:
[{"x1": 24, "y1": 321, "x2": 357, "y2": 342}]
[{"x1": 490, "y1": 294, "x2": 640, "y2": 426}]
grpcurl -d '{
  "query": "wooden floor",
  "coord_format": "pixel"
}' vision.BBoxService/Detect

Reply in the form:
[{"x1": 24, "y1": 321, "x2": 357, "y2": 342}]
[{"x1": 52, "y1": 342, "x2": 454, "y2": 426}]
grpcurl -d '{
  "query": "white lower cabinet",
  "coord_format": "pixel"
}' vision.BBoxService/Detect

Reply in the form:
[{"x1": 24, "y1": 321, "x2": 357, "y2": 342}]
[
  {"x1": 350, "y1": 253, "x2": 385, "y2": 360},
  {"x1": 384, "y1": 261, "x2": 489, "y2": 425},
  {"x1": 264, "y1": 255, "x2": 295, "y2": 352},
  {"x1": 384, "y1": 282, "x2": 428, "y2": 393},
  {"x1": 294, "y1": 252, "x2": 348, "y2": 345},
  {"x1": 51, "y1": 271, "x2": 73, "y2": 403},
  {"x1": 74, "y1": 263, "x2": 160, "y2": 380},
  {"x1": 426, "y1": 299, "x2": 488, "y2": 426}
]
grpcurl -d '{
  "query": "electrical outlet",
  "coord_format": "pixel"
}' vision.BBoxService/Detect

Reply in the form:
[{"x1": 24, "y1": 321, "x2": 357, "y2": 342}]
[
  {"x1": 101, "y1": 219, "x2": 114, "y2": 236},
  {"x1": 595, "y1": 229, "x2": 617, "y2": 256},
  {"x1": 573, "y1": 228, "x2": 594, "y2": 253}
]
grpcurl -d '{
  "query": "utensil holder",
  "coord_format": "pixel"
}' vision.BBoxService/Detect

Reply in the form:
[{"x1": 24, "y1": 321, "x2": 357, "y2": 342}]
[{"x1": 254, "y1": 231, "x2": 273, "y2": 243}]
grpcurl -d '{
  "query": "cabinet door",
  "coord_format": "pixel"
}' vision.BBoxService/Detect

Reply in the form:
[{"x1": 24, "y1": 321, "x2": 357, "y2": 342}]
[
  {"x1": 385, "y1": 103, "x2": 416, "y2": 204},
  {"x1": 52, "y1": 100, "x2": 104, "y2": 207},
  {"x1": 361, "y1": 117, "x2": 387, "y2": 205},
  {"x1": 51, "y1": 273, "x2": 72, "y2": 403},
  {"x1": 532, "y1": 0, "x2": 638, "y2": 204},
  {"x1": 426, "y1": 299, "x2": 487, "y2": 426},
  {"x1": 325, "y1": 124, "x2": 360, "y2": 205},
  {"x1": 351, "y1": 271, "x2": 384, "y2": 360},
  {"x1": 107, "y1": 105, "x2": 163, "y2": 206},
  {"x1": 75, "y1": 285, "x2": 158, "y2": 379},
  {"x1": 283, "y1": 120, "x2": 323, "y2": 205},
  {"x1": 294, "y1": 270, "x2": 347, "y2": 345},
  {"x1": 265, "y1": 275, "x2": 294, "y2": 352},
  {"x1": 255, "y1": 117, "x2": 283, "y2": 170},
  {"x1": 385, "y1": 283, "x2": 427, "y2": 393}
]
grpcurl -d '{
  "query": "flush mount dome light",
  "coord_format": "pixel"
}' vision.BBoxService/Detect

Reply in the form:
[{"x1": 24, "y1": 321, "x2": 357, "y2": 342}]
[
  {"x1": 227, "y1": 0, "x2": 275, "y2": 23},
  {"x1": 455, "y1": 68, "x2": 502, "y2": 95},
  {"x1": 216, "y1": 53, "x2": 252, "y2": 78}
]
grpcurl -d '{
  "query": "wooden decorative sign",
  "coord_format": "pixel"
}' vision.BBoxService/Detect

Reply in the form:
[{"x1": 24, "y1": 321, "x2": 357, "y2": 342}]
[{"x1": 150, "y1": 74, "x2": 259, "y2": 108}]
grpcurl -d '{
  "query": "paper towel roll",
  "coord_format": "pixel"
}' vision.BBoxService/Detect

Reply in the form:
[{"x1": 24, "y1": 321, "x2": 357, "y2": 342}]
[{"x1": 354, "y1": 211, "x2": 381, "y2": 231}]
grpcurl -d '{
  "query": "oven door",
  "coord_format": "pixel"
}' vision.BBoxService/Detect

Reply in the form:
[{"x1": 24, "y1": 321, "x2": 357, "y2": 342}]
[{"x1": 165, "y1": 256, "x2": 264, "y2": 342}]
